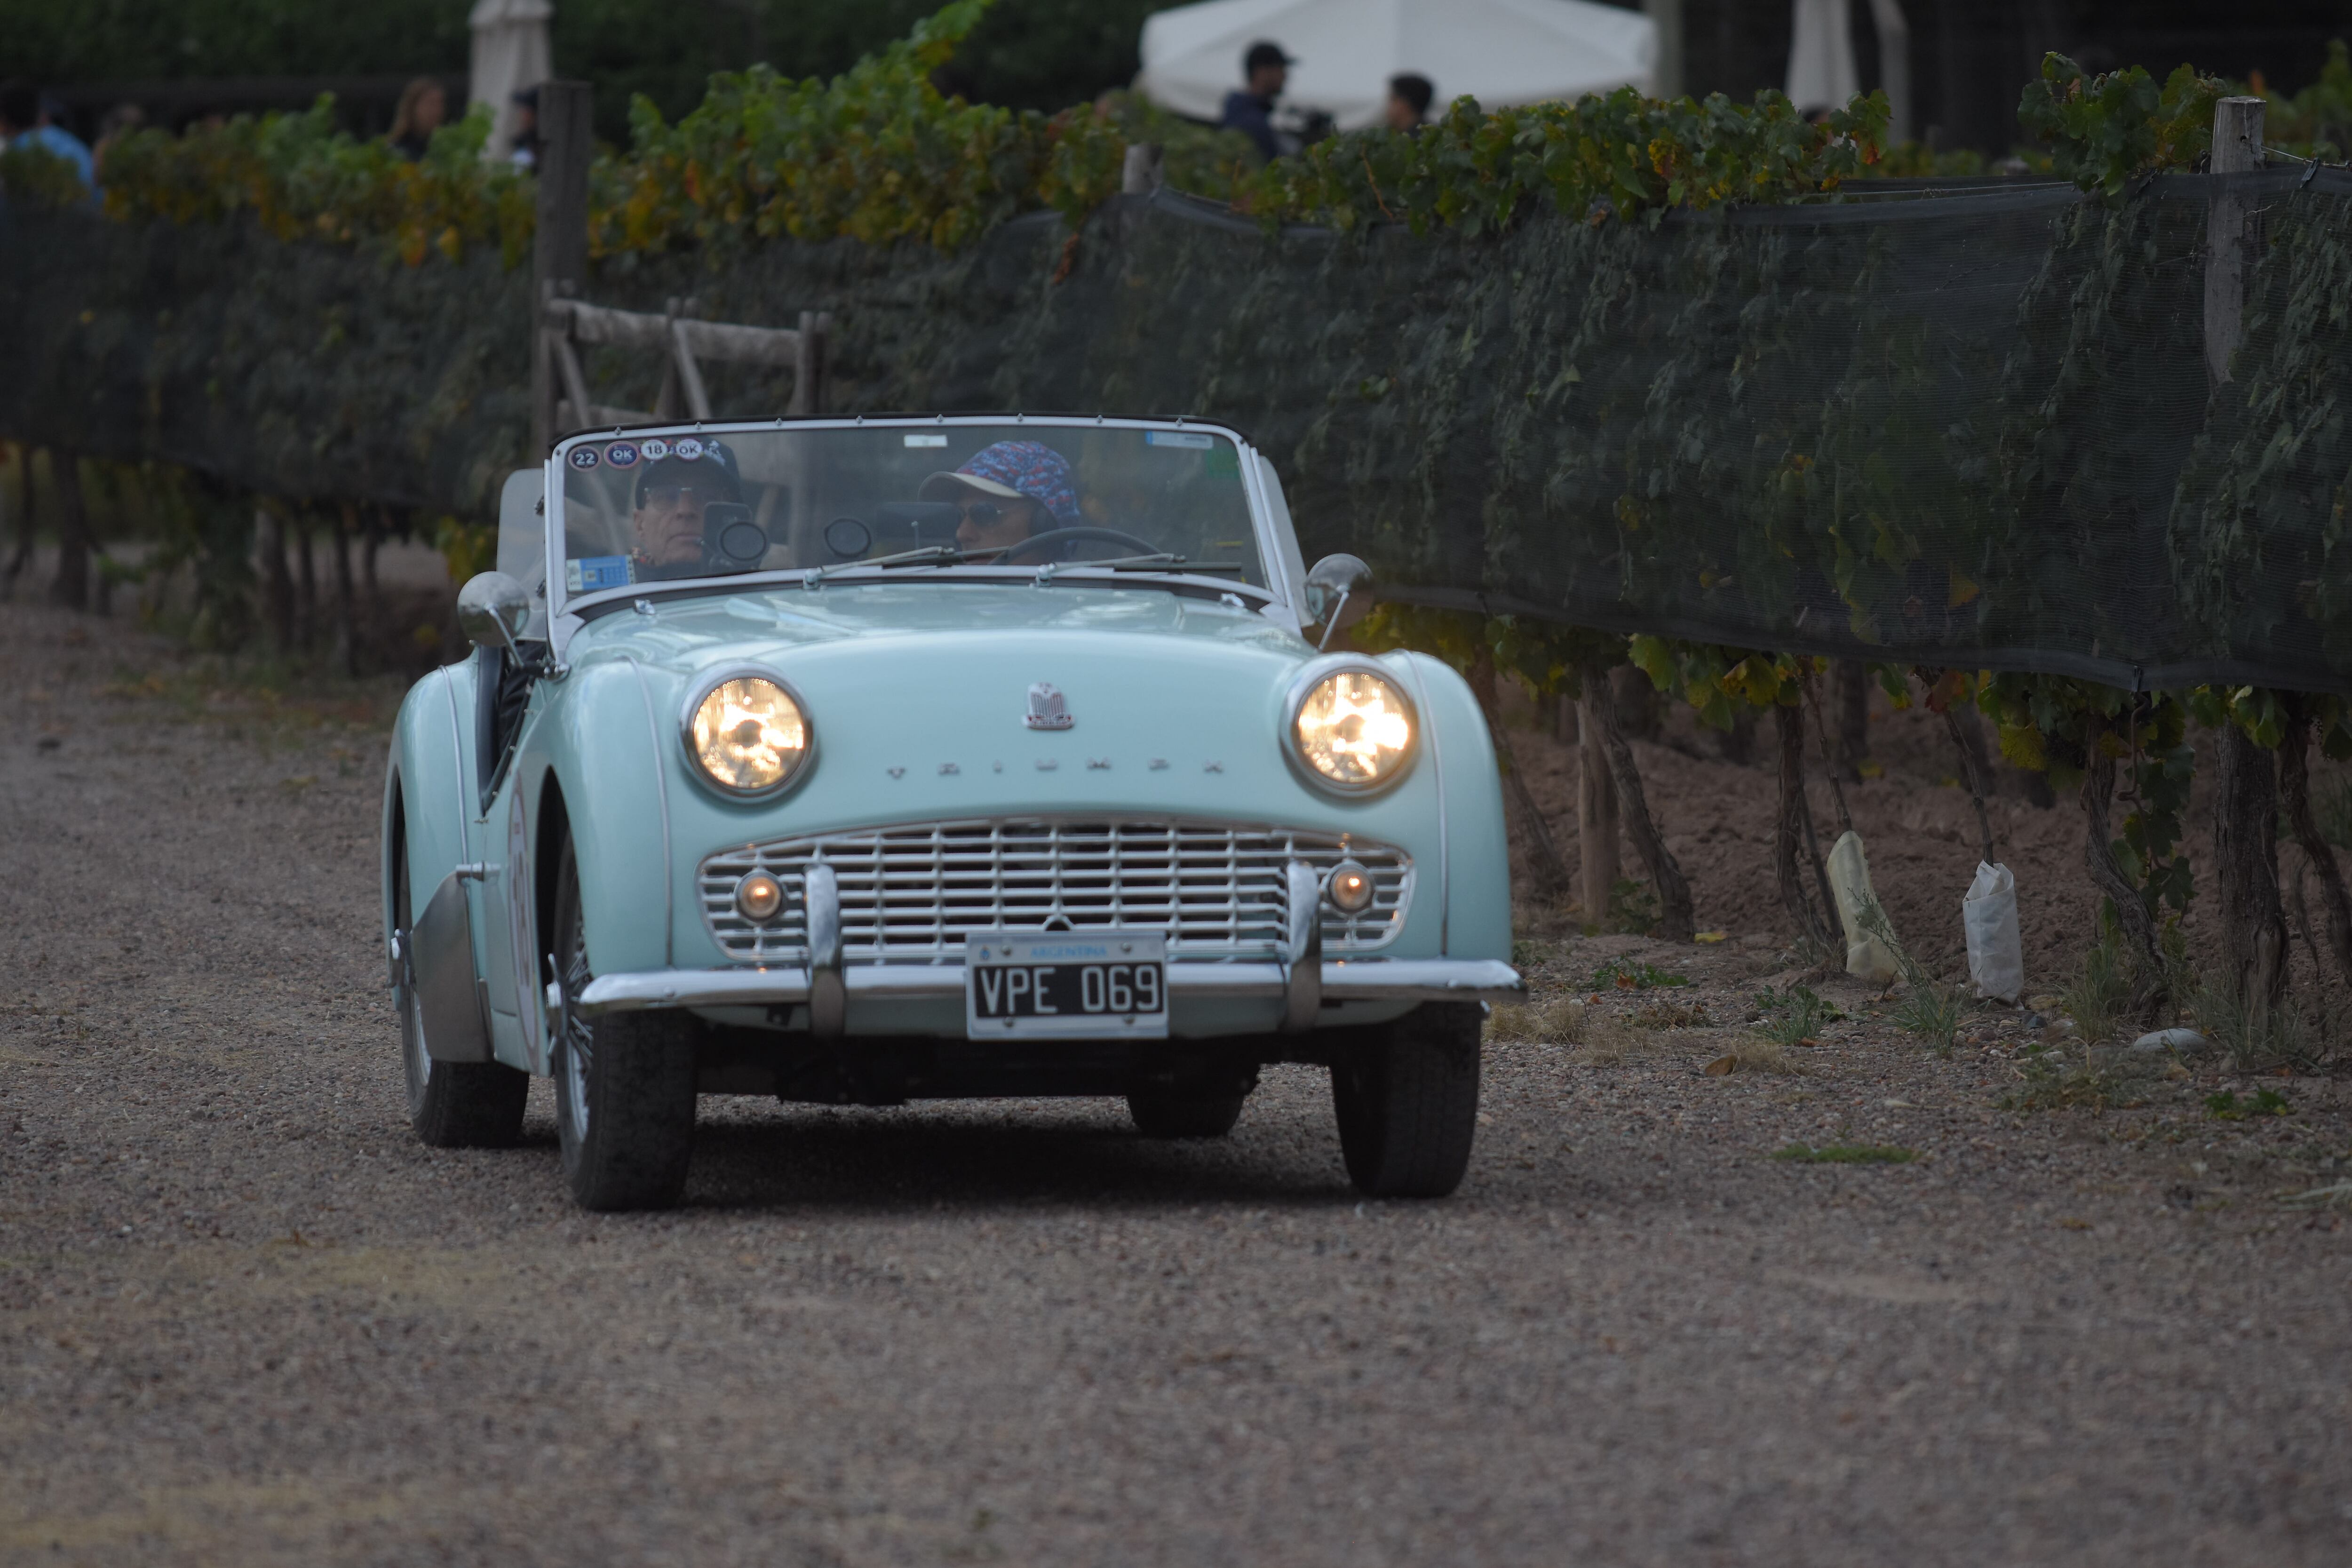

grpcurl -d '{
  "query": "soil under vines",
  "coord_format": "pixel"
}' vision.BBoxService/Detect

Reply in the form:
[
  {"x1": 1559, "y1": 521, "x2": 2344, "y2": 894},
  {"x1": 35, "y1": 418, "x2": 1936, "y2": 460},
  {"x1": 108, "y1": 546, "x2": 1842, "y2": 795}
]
[{"x1": 1492, "y1": 679, "x2": 2325, "y2": 1007}]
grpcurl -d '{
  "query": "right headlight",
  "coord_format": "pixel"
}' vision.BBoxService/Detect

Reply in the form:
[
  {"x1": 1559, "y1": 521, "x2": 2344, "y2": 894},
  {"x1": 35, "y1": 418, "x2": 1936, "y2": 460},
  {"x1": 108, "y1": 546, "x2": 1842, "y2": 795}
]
[{"x1": 1289, "y1": 666, "x2": 1417, "y2": 793}]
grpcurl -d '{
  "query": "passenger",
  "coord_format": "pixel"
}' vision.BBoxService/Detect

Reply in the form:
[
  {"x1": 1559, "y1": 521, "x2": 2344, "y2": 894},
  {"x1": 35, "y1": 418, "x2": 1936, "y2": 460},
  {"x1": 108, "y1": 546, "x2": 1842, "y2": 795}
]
[
  {"x1": 628, "y1": 441, "x2": 742, "y2": 575},
  {"x1": 918, "y1": 441, "x2": 1083, "y2": 561}
]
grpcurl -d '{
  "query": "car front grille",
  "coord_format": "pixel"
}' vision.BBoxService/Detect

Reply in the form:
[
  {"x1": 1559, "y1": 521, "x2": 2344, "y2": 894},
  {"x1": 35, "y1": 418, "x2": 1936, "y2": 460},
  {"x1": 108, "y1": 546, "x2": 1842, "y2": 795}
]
[{"x1": 699, "y1": 818, "x2": 1412, "y2": 965}]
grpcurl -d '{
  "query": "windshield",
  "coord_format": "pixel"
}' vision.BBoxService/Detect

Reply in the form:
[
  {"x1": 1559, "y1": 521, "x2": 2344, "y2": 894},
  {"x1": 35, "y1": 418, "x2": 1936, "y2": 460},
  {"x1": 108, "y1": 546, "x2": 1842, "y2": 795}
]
[{"x1": 551, "y1": 421, "x2": 1266, "y2": 602}]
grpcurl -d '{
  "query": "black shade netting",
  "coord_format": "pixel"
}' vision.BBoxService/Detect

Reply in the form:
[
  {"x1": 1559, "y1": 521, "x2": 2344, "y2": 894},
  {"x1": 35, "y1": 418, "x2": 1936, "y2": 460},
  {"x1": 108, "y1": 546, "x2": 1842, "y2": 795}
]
[{"x1": 2, "y1": 167, "x2": 2349, "y2": 692}]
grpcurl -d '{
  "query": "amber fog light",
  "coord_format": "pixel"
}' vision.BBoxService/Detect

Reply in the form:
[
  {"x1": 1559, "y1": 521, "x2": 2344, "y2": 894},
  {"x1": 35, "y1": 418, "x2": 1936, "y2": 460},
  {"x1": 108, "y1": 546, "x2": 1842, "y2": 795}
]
[
  {"x1": 735, "y1": 870, "x2": 786, "y2": 923},
  {"x1": 1326, "y1": 859, "x2": 1376, "y2": 914}
]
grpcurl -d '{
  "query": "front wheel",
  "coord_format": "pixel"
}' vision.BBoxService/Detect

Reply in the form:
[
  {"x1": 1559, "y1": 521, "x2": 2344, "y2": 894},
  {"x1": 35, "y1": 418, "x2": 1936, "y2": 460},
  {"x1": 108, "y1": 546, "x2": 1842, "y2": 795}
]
[
  {"x1": 1330, "y1": 1003, "x2": 1481, "y2": 1198},
  {"x1": 552, "y1": 837, "x2": 698, "y2": 1211},
  {"x1": 396, "y1": 833, "x2": 526, "y2": 1148}
]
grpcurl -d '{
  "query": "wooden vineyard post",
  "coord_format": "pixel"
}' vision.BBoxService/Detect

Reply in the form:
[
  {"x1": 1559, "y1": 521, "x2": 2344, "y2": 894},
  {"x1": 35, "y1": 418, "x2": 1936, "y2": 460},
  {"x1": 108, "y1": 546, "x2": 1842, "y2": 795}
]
[
  {"x1": 532, "y1": 81, "x2": 594, "y2": 455},
  {"x1": 2204, "y1": 93, "x2": 2289, "y2": 1028},
  {"x1": 2204, "y1": 96, "x2": 2264, "y2": 383},
  {"x1": 1121, "y1": 143, "x2": 1165, "y2": 195},
  {"x1": 1576, "y1": 695, "x2": 1619, "y2": 926}
]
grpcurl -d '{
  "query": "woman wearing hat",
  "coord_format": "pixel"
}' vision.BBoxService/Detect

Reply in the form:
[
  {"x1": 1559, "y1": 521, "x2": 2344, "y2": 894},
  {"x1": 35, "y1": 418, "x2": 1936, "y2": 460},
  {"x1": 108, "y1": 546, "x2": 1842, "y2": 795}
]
[{"x1": 918, "y1": 440, "x2": 1083, "y2": 561}]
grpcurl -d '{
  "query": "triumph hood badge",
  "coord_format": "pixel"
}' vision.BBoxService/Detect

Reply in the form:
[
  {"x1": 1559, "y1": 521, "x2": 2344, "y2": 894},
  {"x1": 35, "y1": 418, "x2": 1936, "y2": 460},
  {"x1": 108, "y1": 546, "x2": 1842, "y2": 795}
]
[{"x1": 1024, "y1": 682, "x2": 1074, "y2": 731}]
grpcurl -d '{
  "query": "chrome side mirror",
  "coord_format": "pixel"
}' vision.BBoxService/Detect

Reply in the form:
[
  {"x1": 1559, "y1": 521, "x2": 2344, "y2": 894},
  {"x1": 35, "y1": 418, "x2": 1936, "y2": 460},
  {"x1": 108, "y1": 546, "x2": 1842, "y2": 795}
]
[
  {"x1": 1303, "y1": 553, "x2": 1374, "y2": 651},
  {"x1": 456, "y1": 571, "x2": 531, "y2": 654}
]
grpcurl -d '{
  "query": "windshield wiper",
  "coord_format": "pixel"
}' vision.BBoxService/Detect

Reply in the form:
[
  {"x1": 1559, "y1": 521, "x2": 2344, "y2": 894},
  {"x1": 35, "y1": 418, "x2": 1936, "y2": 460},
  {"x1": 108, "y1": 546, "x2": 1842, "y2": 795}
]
[
  {"x1": 802, "y1": 545, "x2": 971, "y2": 586},
  {"x1": 1034, "y1": 554, "x2": 1245, "y2": 581}
]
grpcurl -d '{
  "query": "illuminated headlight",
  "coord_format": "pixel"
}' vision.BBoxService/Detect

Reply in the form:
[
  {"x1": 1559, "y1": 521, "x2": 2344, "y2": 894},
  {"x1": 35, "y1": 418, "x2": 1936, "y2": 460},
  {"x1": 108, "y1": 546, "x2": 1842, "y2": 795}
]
[
  {"x1": 685, "y1": 674, "x2": 810, "y2": 796},
  {"x1": 1289, "y1": 667, "x2": 1415, "y2": 792}
]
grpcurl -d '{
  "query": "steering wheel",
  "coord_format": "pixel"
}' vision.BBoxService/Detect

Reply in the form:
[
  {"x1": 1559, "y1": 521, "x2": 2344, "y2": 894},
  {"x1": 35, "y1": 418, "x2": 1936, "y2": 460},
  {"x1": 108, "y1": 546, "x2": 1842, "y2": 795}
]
[{"x1": 995, "y1": 525, "x2": 1160, "y2": 564}]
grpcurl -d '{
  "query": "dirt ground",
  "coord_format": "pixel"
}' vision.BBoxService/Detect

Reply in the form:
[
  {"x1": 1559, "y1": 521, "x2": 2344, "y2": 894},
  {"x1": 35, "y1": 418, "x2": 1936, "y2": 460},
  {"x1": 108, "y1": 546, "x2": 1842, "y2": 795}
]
[{"x1": 3, "y1": 598, "x2": 2351, "y2": 1567}]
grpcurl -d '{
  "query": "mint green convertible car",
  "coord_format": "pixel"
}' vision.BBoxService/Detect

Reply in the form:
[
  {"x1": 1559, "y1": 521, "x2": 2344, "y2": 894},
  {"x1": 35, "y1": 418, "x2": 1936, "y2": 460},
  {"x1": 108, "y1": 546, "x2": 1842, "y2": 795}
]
[{"x1": 382, "y1": 415, "x2": 1518, "y2": 1209}]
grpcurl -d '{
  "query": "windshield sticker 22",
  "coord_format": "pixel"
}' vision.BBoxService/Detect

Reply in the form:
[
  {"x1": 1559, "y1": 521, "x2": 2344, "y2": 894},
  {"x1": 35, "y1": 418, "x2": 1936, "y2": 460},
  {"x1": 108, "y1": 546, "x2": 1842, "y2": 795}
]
[{"x1": 568, "y1": 446, "x2": 599, "y2": 469}]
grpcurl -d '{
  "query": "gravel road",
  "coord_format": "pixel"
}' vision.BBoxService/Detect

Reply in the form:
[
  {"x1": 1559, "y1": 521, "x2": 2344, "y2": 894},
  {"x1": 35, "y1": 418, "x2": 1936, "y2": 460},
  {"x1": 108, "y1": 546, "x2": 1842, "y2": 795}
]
[{"x1": 4, "y1": 601, "x2": 2350, "y2": 1566}]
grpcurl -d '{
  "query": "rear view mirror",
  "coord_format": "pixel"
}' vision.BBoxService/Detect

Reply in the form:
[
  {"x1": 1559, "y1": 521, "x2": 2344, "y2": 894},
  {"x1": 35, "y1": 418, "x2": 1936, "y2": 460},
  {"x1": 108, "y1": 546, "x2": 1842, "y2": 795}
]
[
  {"x1": 823, "y1": 517, "x2": 873, "y2": 560},
  {"x1": 702, "y1": 502, "x2": 768, "y2": 565},
  {"x1": 1303, "y1": 554, "x2": 1374, "y2": 650}
]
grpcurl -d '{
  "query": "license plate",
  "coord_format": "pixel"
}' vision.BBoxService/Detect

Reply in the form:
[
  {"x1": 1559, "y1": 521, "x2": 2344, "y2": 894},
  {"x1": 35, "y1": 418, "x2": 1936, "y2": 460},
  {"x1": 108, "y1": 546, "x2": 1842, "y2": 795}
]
[{"x1": 965, "y1": 931, "x2": 1169, "y2": 1039}]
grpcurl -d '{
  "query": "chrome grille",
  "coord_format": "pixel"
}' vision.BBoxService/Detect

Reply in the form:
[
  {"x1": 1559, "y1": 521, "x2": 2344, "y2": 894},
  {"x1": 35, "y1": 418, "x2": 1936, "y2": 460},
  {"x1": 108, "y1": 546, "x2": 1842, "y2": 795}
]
[{"x1": 699, "y1": 819, "x2": 1411, "y2": 964}]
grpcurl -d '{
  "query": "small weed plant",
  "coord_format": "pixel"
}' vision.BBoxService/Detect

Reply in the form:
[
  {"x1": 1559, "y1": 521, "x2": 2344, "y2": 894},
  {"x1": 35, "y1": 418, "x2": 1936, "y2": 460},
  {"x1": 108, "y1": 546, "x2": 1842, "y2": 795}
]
[
  {"x1": 2206, "y1": 1088, "x2": 2291, "y2": 1121},
  {"x1": 1892, "y1": 983, "x2": 1963, "y2": 1054},
  {"x1": 1588, "y1": 960, "x2": 1689, "y2": 992},
  {"x1": 1754, "y1": 985, "x2": 1840, "y2": 1048},
  {"x1": 2062, "y1": 928, "x2": 2134, "y2": 1045},
  {"x1": 2190, "y1": 980, "x2": 2317, "y2": 1075}
]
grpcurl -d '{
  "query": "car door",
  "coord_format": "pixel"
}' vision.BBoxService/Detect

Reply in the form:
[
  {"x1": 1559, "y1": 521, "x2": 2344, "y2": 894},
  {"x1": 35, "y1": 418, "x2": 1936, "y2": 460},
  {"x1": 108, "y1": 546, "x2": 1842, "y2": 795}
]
[{"x1": 477, "y1": 679, "x2": 550, "y2": 1074}]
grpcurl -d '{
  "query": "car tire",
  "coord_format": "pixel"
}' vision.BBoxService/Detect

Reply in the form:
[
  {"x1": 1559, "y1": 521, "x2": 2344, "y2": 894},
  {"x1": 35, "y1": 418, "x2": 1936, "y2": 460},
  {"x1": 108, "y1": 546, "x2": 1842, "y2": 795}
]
[
  {"x1": 1330, "y1": 1002, "x2": 1481, "y2": 1198},
  {"x1": 1127, "y1": 1087, "x2": 1246, "y2": 1138},
  {"x1": 551, "y1": 837, "x2": 697, "y2": 1211},
  {"x1": 395, "y1": 832, "x2": 527, "y2": 1149}
]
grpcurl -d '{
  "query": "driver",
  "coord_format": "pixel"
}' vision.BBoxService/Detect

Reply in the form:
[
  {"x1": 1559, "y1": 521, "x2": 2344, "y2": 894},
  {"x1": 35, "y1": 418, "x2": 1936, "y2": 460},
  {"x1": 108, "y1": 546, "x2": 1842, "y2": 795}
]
[
  {"x1": 917, "y1": 440, "x2": 1082, "y2": 560},
  {"x1": 629, "y1": 439, "x2": 742, "y2": 575}
]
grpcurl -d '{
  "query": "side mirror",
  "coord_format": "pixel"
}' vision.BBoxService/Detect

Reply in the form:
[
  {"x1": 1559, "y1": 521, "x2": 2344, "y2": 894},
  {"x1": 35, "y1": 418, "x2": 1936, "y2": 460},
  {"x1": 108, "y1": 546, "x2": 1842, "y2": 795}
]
[
  {"x1": 456, "y1": 571, "x2": 531, "y2": 653},
  {"x1": 1302, "y1": 553, "x2": 1374, "y2": 650}
]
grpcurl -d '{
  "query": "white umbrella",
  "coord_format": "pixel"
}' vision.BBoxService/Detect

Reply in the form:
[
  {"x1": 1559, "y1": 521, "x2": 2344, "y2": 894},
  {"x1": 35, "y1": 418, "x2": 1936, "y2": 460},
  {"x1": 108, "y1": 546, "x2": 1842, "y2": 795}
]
[
  {"x1": 1136, "y1": 0, "x2": 1657, "y2": 133},
  {"x1": 469, "y1": 0, "x2": 554, "y2": 162}
]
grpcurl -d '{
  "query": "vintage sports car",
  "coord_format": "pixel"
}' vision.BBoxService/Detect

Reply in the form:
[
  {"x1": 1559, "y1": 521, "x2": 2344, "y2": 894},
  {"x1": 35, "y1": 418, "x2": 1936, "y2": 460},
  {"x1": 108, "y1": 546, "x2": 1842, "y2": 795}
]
[{"x1": 381, "y1": 414, "x2": 1519, "y2": 1209}]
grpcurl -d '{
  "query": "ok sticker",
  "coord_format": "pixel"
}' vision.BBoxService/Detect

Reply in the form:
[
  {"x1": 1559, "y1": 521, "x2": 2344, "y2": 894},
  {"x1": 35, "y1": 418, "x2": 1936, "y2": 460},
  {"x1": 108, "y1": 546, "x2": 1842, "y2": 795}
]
[
  {"x1": 673, "y1": 436, "x2": 705, "y2": 461},
  {"x1": 640, "y1": 438, "x2": 670, "y2": 460},
  {"x1": 605, "y1": 441, "x2": 640, "y2": 468},
  {"x1": 567, "y1": 446, "x2": 600, "y2": 470}
]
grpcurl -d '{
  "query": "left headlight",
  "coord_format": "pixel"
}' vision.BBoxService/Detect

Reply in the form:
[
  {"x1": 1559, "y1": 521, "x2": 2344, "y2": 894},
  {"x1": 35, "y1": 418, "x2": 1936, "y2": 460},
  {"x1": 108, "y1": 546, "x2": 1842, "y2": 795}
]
[
  {"x1": 685, "y1": 674, "x2": 811, "y2": 797},
  {"x1": 1289, "y1": 666, "x2": 1416, "y2": 793}
]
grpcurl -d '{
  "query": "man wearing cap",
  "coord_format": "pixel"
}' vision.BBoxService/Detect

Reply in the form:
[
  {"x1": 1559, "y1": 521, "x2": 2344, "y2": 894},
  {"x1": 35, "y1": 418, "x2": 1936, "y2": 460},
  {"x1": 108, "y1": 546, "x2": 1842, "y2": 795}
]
[
  {"x1": 629, "y1": 440, "x2": 743, "y2": 576},
  {"x1": 918, "y1": 440, "x2": 1082, "y2": 561},
  {"x1": 1220, "y1": 41, "x2": 1294, "y2": 164}
]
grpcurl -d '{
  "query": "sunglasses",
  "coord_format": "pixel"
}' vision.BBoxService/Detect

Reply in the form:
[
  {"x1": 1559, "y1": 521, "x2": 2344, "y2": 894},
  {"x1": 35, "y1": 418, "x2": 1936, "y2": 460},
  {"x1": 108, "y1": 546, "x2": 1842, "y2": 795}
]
[
  {"x1": 958, "y1": 499, "x2": 1030, "y2": 526},
  {"x1": 640, "y1": 483, "x2": 710, "y2": 508}
]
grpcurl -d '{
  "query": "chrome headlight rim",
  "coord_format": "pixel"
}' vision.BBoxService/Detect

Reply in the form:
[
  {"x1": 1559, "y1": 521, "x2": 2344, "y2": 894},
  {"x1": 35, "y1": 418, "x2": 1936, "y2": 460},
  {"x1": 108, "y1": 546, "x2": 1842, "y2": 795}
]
[
  {"x1": 1282, "y1": 657, "x2": 1420, "y2": 798},
  {"x1": 677, "y1": 665, "x2": 817, "y2": 803}
]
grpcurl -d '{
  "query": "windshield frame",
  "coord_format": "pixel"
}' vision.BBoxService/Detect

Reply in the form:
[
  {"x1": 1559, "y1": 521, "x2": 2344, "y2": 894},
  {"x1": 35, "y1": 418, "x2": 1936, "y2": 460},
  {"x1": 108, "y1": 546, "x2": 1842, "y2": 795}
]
[{"x1": 544, "y1": 413, "x2": 1296, "y2": 643}]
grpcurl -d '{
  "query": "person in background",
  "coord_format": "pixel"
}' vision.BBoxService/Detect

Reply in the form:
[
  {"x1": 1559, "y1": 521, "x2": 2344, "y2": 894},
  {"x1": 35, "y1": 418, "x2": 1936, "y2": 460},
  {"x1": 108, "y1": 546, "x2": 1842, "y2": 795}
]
[
  {"x1": 508, "y1": 86, "x2": 540, "y2": 170},
  {"x1": 388, "y1": 77, "x2": 447, "y2": 162},
  {"x1": 1220, "y1": 40, "x2": 1294, "y2": 164},
  {"x1": 1385, "y1": 73, "x2": 1435, "y2": 132},
  {"x1": 92, "y1": 103, "x2": 144, "y2": 183},
  {"x1": 0, "y1": 80, "x2": 94, "y2": 189}
]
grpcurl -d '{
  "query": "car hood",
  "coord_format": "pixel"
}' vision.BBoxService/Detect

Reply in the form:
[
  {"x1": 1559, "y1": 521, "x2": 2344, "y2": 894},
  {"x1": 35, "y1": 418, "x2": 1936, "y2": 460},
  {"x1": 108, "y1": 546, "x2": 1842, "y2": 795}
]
[{"x1": 560, "y1": 581, "x2": 1419, "y2": 841}]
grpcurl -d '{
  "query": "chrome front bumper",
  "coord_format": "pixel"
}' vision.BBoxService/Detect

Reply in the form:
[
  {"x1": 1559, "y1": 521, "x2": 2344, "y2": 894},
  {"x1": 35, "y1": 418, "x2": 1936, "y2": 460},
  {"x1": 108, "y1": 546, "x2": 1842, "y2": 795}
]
[{"x1": 574, "y1": 957, "x2": 1522, "y2": 1018}]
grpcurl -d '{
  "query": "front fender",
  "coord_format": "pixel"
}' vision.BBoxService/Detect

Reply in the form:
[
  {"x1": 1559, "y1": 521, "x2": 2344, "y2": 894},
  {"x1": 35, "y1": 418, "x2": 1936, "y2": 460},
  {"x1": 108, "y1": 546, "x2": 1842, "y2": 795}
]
[
  {"x1": 1389, "y1": 652, "x2": 1512, "y2": 962},
  {"x1": 537, "y1": 655, "x2": 675, "y2": 979},
  {"x1": 383, "y1": 664, "x2": 481, "y2": 952}
]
